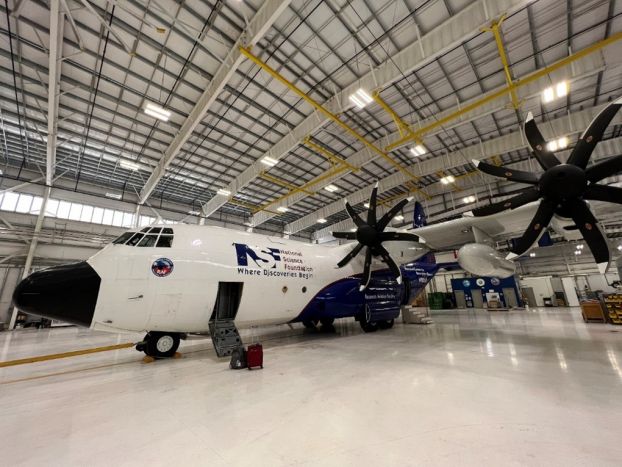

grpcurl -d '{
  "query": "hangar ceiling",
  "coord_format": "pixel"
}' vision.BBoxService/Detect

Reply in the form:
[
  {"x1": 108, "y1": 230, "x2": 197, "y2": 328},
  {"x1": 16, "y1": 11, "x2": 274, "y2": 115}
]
[{"x1": 1, "y1": 0, "x2": 622, "y2": 243}]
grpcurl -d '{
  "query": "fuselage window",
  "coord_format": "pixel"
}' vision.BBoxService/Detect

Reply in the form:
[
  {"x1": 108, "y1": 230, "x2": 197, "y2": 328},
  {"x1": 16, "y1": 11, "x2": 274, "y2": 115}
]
[
  {"x1": 126, "y1": 233, "x2": 144, "y2": 246},
  {"x1": 137, "y1": 235, "x2": 158, "y2": 247},
  {"x1": 112, "y1": 232, "x2": 134, "y2": 244},
  {"x1": 141, "y1": 227, "x2": 150, "y2": 233},
  {"x1": 156, "y1": 235, "x2": 173, "y2": 248},
  {"x1": 149, "y1": 227, "x2": 162, "y2": 234},
  {"x1": 162, "y1": 227, "x2": 173, "y2": 234}
]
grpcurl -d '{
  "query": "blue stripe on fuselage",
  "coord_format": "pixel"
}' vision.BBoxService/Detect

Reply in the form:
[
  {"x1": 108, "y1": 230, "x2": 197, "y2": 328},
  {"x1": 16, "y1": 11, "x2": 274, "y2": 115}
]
[{"x1": 292, "y1": 261, "x2": 439, "y2": 323}]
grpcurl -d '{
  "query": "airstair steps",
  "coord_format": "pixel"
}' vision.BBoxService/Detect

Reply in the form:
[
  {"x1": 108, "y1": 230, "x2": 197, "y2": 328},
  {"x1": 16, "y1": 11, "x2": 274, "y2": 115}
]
[
  {"x1": 208, "y1": 319, "x2": 243, "y2": 357},
  {"x1": 402, "y1": 306, "x2": 434, "y2": 325}
]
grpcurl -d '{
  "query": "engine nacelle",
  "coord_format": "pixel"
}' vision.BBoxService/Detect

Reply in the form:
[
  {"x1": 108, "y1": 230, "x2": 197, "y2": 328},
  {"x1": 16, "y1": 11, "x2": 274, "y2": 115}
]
[{"x1": 457, "y1": 243, "x2": 515, "y2": 278}]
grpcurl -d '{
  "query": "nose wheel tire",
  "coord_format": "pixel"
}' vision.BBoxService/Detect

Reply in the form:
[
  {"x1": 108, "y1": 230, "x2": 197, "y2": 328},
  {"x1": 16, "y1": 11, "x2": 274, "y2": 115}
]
[
  {"x1": 140, "y1": 332, "x2": 180, "y2": 358},
  {"x1": 358, "y1": 306, "x2": 378, "y2": 333}
]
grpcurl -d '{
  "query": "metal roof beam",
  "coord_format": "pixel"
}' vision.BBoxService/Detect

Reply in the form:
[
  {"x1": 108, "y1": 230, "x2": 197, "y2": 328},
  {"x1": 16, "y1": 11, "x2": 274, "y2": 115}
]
[
  {"x1": 199, "y1": 0, "x2": 533, "y2": 219},
  {"x1": 45, "y1": 0, "x2": 63, "y2": 187},
  {"x1": 138, "y1": 0, "x2": 291, "y2": 205},
  {"x1": 297, "y1": 99, "x2": 622, "y2": 236}
]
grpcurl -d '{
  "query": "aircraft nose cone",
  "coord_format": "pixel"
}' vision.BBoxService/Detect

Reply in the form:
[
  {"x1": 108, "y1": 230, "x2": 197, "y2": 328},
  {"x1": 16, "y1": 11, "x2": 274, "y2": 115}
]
[{"x1": 13, "y1": 261, "x2": 101, "y2": 327}]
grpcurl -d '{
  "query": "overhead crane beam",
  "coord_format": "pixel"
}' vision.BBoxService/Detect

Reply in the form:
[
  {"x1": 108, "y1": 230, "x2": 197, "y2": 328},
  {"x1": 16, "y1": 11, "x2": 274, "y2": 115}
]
[
  {"x1": 385, "y1": 30, "x2": 622, "y2": 152},
  {"x1": 138, "y1": 0, "x2": 291, "y2": 205},
  {"x1": 276, "y1": 45, "x2": 613, "y2": 233},
  {"x1": 199, "y1": 0, "x2": 531, "y2": 221},
  {"x1": 238, "y1": 46, "x2": 421, "y2": 184},
  {"x1": 483, "y1": 15, "x2": 521, "y2": 109},
  {"x1": 289, "y1": 101, "x2": 622, "y2": 236}
]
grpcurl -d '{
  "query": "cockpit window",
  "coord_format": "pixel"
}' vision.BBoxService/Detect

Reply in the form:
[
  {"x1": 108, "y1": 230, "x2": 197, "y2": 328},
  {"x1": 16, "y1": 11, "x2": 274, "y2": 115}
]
[
  {"x1": 156, "y1": 235, "x2": 173, "y2": 248},
  {"x1": 126, "y1": 233, "x2": 144, "y2": 246},
  {"x1": 137, "y1": 235, "x2": 158, "y2": 247},
  {"x1": 113, "y1": 228, "x2": 174, "y2": 247},
  {"x1": 112, "y1": 232, "x2": 134, "y2": 244}
]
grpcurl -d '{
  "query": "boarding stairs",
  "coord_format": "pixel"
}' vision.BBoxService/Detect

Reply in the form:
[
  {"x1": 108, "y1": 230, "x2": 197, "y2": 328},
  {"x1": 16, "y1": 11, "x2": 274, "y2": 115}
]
[
  {"x1": 401, "y1": 305, "x2": 434, "y2": 325},
  {"x1": 208, "y1": 319, "x2": 243, "y2": 357}
]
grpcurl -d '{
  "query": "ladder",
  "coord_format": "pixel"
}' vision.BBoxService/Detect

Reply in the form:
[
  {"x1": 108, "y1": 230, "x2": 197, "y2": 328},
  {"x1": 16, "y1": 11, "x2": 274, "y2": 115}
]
[{"x1": 208, "y1": 319, "x2": 243, "y2": 357}]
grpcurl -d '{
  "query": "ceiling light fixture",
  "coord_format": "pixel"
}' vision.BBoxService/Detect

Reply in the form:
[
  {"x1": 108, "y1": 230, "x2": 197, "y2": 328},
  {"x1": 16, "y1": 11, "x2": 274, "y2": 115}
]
[
  {"x1": 394, "y1": 214, "x2": 404, "y2": 221},
  {"x1": 364, "y1": 202, "x2": 370, "y2": 208},
  {"x1": 574, "y1": 250, "x2": 582, "y2": 255},
  {"x1": 547, "y1": 136, "x2": 569, "y2": 152},
  {"x1": 105, "y1": 192, "x2": 122, "y2": 200},
  {"x1": 217, "y1": 188, "x2": 231, "y2": 196},
  {"x1": 529, "y1": 252, "x2": 536, "y2": 257},
  {"x1": 349, "y1": 88, "x2": 373, "y2": 110},
  {"x1": 277, "y1": 206, "x2": 288, "y2": 213},
  {"x1": 542, "y1": 81, "x2": 568, "y2": 103},
  {"x1": 462, "y1": 195, "x2": 476, "y2": 203},
  {"x1": 440, "y1": 175, "x2": 455, "y2": 185},
  {"x1": 261, "y1": 156, "x2": 278, "y2": 167},
  {"x1": 317, "y1": 218, "x2": 327, "y2": 224},
  {"x1": 324, "y1": 184, "x2": 339, "y2": 192},
  {"x1": 188, "y1": 210, "x2": 200, "y2": 215},
  {"x1": 410, "y1": 144, "x2": 427, "y2": 157},
  {"x1": 144, "y1": 102, "x2": 171, "y2": 121},
  {"x1": 120, "y1": 160, "x2": 139, "y2": 171}
]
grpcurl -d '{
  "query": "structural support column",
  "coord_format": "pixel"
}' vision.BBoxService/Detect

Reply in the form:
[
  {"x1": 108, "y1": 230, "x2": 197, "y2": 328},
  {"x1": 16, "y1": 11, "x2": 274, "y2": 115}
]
[{"x1": 9, "y1": 187, "x2": 51, "y2": 329}]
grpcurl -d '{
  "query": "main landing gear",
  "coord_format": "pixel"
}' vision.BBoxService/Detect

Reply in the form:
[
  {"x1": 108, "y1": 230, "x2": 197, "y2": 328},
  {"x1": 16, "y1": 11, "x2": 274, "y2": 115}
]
[
  {"x1": 358, "y1": 306, "x2": 395, "y2": 333},
  {"x1": 136, "y1": 331, "x2": 181, "y2": 358},
  {"x1": 302, "y1": 318, "x2": 335, "y2": 332}
]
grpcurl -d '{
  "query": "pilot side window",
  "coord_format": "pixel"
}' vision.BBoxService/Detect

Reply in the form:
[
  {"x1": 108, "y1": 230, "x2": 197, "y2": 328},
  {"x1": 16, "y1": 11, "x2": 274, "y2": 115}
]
[
  {"x1": 126, "y1": 233, "x2": 144, "y2": 246},
  {"x1": 156, "y1": 235, "x2": 173, "y2": 248},
  {"x1": 137, "y1": 235, "x2": 158, "y2": 247},
  {"x1": 112, "y1": 232, "x2": 134, "y2": 244}
]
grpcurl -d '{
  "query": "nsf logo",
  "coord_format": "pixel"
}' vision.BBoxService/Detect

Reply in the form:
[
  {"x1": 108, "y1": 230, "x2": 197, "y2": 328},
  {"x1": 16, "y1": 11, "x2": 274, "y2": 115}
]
[{"x1": 234, "y1": 243, "x2": 281, "y2": 269}]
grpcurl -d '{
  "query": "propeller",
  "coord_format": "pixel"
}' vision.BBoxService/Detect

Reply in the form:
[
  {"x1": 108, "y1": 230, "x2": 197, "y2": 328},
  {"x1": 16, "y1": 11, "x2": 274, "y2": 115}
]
[
  {"x1": 332, "y1": 184, "x2": 420, "y2": 291},
  {"x1": 471, "y1": 97, "x2": 622, "y2": 274}
]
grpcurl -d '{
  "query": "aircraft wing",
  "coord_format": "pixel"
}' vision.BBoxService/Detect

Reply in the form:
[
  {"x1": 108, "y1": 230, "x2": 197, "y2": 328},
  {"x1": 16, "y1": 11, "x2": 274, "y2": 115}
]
[{"x1": 411, "y1": 202, "x2": 539, "y2": 250}]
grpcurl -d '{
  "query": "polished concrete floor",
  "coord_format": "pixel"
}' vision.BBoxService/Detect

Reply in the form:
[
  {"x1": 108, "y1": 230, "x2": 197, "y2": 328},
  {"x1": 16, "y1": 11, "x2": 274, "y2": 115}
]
[{"x1": 1, "y1": 307, "x2": 621, "y2": 466}]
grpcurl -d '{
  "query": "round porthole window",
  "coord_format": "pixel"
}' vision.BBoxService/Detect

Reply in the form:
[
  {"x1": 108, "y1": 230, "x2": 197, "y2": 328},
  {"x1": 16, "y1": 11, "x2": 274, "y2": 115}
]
[
  {"x1": 282, "y1": 286, "x2": 288, "y2": 293},
  {"x1": 302, "y1": 286, "x2": 307, "y2": 293}
]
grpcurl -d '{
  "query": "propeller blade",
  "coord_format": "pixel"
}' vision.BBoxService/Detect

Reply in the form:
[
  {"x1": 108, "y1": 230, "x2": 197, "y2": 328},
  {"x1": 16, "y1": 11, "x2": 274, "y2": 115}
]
[
  {"x1": 471, "y1": 187, "x2": 540, "y2": 217},
  {"x1": 568, "y1": 97, "x2": 622, "y2": 169},
  {"x1": 377, "y1": 198, "x2": 409, "y2": 231},
  {"x1": 380, "y1": 232, "x2": 420, "y2": 242},
  {"x1": 472, "y1": 159, "x2": 539, "y2": 184},
  {"x1": 359, "y1": 247, "x2": 373, "y2": 291},
  {"x1": 345, "y1": 200, "x2": 365, "y2": 228},
  {"x1": 377, "y1": 245, "x2": 402, "y2": 285},
  {"x1": 332, "y1": 231, "x2": 357, "y2": 240},
  {"x1": 585, "y1": 155, "x2": 622, "y2": 183},
  {"x1": 567, "y1": 199, "x2": 610, "y2": 273},
  {"x1": 336, "y1": 242, "x2": 364, "y2": 268},
  {"x1": 507, "y1": 199, "x2": 555, "y2": 258},
  {"x1": 367, "y1": 183, "x2": 378, "y2": 227},
  {"x1": 584, "y1": 184, "x2": 622, "y2": 204},
  {"x1": 524, "y1": 112, "x2": 561, "y2": 169}
]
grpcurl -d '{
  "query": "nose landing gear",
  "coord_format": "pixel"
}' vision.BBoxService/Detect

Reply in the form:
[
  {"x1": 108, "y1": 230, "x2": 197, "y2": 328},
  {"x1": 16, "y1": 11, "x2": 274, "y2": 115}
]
[{"x1": 136, "y1": 331, "x2": 181, "y2": 358}]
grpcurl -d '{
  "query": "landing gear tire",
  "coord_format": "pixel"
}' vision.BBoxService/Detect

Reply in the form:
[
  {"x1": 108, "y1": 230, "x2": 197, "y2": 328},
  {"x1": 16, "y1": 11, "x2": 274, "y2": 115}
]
[
  {"x1": 320, "y1": 318, "x2": 334, "y2": 327},
  {"x1": 140, "y1": 332, "x2": 180, "y2": 358},
  {"x1": 302, "y1": 320, "x2": 319, "y2": 330},
  {"x1": 359, "y1": 307, "x2": 378, "y2": 333},
  {"x1": 378, "y1": 319, "x2": 394, "y2": 330}
]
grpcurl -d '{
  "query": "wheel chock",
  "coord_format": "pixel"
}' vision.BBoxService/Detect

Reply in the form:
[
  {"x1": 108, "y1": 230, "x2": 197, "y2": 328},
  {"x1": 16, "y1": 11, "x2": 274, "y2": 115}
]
[{"x1": 142, "y1": 356, "x2": 156, "y2": 364}]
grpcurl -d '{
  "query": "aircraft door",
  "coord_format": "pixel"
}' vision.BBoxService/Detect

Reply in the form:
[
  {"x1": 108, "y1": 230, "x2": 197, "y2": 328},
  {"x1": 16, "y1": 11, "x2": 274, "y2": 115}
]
[{"x1": 211, "y1": 282, "x2": 244, "y2": 321}]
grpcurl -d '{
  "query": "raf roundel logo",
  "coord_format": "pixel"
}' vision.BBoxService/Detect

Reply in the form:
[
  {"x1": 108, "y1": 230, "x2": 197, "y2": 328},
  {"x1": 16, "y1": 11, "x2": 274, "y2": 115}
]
[{"x1": 152, "y1": 258, "x2": 174, "y2": 277}]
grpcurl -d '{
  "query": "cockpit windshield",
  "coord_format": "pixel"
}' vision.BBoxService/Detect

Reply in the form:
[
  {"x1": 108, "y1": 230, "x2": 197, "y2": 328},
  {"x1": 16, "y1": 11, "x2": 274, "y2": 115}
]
[{"x1": 111, "y1": 227, "x2": 174, "y2": 247}]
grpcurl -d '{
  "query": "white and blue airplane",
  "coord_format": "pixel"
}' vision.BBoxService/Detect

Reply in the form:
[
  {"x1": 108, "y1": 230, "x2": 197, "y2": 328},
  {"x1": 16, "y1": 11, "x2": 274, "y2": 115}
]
[{"x1": 12, "y1": 100, "x2": 622, "y2": 358}]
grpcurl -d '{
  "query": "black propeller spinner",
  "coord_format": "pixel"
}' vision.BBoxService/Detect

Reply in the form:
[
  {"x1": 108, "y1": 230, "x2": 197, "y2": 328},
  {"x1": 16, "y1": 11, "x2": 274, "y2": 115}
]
[
  {"x1": 332, "y1": 184, "x2": 420, "y2": 291},
  {"x1": 472, "y1": 97, "x2": 622, "y2": 273}
]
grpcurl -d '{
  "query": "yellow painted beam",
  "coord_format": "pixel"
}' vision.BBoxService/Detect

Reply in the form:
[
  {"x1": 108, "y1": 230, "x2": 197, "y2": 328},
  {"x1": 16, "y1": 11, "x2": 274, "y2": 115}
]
[
  {"x1": 385, "y1": 30, "x2": 622, "y2": 151},
  {"x1": 483, "y1": 15, "x2": 520, "y2": 109},
  {"x1": 259, "y1": 172, "x2": 314, "y2": 195},
  {"x1": 239, "y1": 46, "x2": 425, "y2": 189},
  {"x1": 0, "y1": 343, "x2": 135, "y2": 368},
  {"x1": 372, "y1": 91, "x2": 418, "y2": 139},
  {"x1": 303, "y1": 137, "x2": 359, "y2": 171}
]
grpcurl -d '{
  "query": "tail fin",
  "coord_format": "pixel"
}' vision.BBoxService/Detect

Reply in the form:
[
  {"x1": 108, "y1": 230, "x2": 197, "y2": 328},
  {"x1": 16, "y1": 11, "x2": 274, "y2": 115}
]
[{"x1": 413, "y1": 201, "x2": 427, "y2": 228}]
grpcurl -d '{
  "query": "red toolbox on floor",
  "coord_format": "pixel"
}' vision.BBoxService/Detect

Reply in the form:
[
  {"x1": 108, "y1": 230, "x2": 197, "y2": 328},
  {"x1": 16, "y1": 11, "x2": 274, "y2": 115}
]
[{"x1": 246, "y1": 343, "x2": 263, "y2": 370}]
